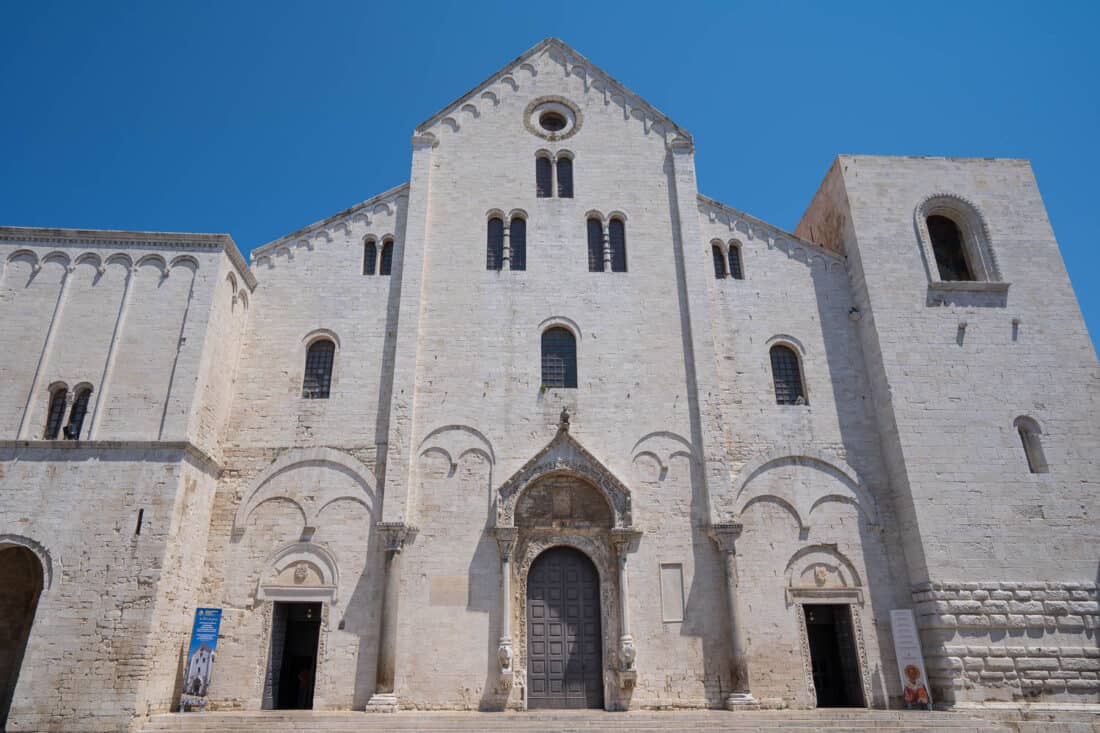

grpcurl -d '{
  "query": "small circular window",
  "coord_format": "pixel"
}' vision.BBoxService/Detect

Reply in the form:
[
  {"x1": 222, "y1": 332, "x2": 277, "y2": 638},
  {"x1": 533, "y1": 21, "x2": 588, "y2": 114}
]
[
  {"x1": 539, "y1": 111, "x2": 567, "y2": 132},
  {"x1": 525, "y1": 97, "x2": 581, "y2": 140}
]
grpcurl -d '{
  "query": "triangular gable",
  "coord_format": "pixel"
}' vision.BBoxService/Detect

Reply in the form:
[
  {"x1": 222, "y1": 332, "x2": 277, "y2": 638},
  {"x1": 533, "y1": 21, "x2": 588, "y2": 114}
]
[
  {"x1": 250, "y1": 182, "x2": 409, "y2": 269},
  {"x1": 496, "y1": 417, "x2": 633, "y2": 529},
  {"x1": 414, "y1": 37, "x2": 691, "y2": 144}
]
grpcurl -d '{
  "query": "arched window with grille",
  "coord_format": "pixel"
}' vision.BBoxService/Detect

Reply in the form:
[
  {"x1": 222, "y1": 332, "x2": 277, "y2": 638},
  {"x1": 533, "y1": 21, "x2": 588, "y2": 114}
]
[
  {"x1": 536, "y1": 156, "x2": 553, "y2": 198},
  {"x1": 556, "y1": 156, "x2": 573, "y2": 198},
  {"x1": 64, "y1": 386, "x2": 92, "y2": 440},
  {"x1": 487, "y1": 217, "x2": 504, "y2": 271},
  {"x1": 712, "y1": 243, "x2": 727, "y2": 279},
  {"x1": 363, "y1": 238, "x2": 377, "y2": 275},
  {"x1": 587, "y1": 217, "x2": 604, "y2": 272},
  {"x1": 44, "y1": 386, "x2": 68, "y2": 439},
  {"x1": 728, "y1": 243, "x2": 744, "y2": 280},
  {"x1": 927, "y1": 215, "x2": 973, "y2": 281},
  {"x1": 1015, "y1": 416, "x2": 1049, "y2": 474},
  {"x1": 379, "y1": 239, "x2": 394, "y2": 276},
  {"x1": 541, "y1": 327, "x2": 577, "y2": 389},
  {"x1": 609, "y1": 218, "x2": 627, "y2": 272},
  {"x1": 770, "y1": 345, "x2": 806, "y2": 405},
  {"x1": 510, "y1": 217, "x2": 527, "y2": 271},
  {"x1": 303, "y1": 339, "x2": 335, "y2": 399}
]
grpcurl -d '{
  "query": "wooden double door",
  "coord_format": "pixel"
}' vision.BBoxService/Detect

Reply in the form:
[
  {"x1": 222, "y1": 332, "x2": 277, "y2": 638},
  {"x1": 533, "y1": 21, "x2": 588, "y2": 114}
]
[{"x1": 526, "y1": 547, "x2": 604, "y2": 709}]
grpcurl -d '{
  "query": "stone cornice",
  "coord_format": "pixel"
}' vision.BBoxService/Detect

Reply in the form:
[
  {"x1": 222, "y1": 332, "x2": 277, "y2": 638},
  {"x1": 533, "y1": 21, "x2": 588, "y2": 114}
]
[
  {"x1": 0, "y1": 226, "x2": 256, "y2": 290},
  {"x1": 0, "y1": 439, "x2": 222, "y2": 475},
  {"x1": 697, "y1": 194, "x2": 846, "y2": 263}
]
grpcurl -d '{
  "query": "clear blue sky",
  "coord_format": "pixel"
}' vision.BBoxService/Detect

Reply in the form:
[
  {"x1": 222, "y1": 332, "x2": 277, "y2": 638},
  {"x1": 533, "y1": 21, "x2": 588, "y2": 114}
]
[{"x1": 2, "y1": 1, "x2": 1097, "y2": 352}]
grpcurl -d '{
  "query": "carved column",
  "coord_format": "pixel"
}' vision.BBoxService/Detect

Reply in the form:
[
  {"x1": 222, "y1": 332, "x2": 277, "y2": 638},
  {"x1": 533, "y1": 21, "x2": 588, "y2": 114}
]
[
  {"x1": 601, "y1": 223, "x2": 612, "y2": 271},
  {"x1": 611, "y1": 528, "x2": 642, "y2": 691},
  {"x1": 502, "y1": 222, "x2": 511, "y2": 267},
  {"x1": 366, "y1": 522, "x2": 416, "y2": 712},
  {"x1": 706, "y1": 523, "x2": 759, "y2": 708},
  {"x1": 491, "y1": 526, "x2": 518, "y2": 691}
]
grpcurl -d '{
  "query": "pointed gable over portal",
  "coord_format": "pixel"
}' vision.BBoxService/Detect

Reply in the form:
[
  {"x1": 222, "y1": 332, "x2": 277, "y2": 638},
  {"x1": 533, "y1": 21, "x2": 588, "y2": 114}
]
[
  {"x1": 496, "y1": 411, "x2": 634, "y2": 529},
  {"x1": 414, "y1": 37, "x2": 691, "y2": 147}
]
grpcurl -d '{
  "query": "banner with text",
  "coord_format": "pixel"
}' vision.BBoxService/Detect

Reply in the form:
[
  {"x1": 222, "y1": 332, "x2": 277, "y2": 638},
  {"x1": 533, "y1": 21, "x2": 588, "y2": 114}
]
[
  {"x1": 180, "y1": 608, "x2": 222, "y2": 711},
  {"x1": 890, "y1": 608, "x2": 932, "y2": 710}
]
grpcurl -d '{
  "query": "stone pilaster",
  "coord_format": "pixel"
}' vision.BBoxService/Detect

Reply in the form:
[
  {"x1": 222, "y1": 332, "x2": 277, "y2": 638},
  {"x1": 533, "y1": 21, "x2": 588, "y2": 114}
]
[
  {"x1": 706, "y1": 523, "x2": 759, "y2": 709},
  {"x1": 366, "y1": 522, "x2": 417, "y2": 713}
]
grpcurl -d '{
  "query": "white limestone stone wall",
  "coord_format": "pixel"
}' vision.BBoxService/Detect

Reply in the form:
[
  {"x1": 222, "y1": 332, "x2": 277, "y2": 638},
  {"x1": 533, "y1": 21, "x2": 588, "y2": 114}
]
[{"x1": 798, "y1": 155, "x2": 1100, "y2": 705}]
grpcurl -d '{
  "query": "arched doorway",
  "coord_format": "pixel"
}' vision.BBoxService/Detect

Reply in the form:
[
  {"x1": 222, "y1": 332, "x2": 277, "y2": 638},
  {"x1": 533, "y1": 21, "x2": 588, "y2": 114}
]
[
  {"x1": 526, "y1": 546, "x2": 603, "y2": 709},
  {"x1": 0, "y1": 546, "x2": 44, "y2": 728}
]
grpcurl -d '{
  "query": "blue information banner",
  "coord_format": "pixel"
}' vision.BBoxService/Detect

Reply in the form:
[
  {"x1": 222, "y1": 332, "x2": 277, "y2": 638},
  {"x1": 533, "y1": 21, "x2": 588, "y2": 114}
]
[{"x1": 180, "y1": 608, "x2": 222, "y2": 711}]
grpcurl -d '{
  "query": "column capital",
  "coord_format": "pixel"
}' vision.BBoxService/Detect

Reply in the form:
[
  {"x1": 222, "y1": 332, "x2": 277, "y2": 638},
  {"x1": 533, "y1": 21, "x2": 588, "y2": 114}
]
[
  {"x1": 610, "y1": 528, "x2": 642, "y2": 556},
  {"x1": 704, "y1": 522, "x2": 744, "y2": 554},
  {"x1": 376, "y1": 522, "x2": 417, "y2": 553},
  {"x1": 410, "y1": 132, "x2": 438, "y2": 150},
  {"x1": 489, "y1": 526, "x2": 518, "y2": 559}
]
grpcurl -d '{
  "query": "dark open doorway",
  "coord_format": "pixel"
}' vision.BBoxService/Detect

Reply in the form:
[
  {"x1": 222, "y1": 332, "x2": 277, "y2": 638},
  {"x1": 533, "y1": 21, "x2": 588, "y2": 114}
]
[
  {"x1": 263, "y1": 602, "x2": 321, "y2": 710},
  {"x1": 0, "y1": 546, "x2": 43, "y2": 729},
  {"x1": 804, "y1": 604, "x2": 864, "y2": 708}
]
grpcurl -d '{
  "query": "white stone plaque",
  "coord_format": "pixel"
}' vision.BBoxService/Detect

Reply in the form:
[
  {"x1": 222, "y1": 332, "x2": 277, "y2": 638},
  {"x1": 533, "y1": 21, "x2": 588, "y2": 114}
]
[{"x1": 890, "y1": 608, "x2": 932, "y2": 710}]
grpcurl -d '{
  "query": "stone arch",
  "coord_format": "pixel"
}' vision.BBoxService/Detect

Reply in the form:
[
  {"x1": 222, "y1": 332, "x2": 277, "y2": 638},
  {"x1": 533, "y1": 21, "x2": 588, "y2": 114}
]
[
  {"x1": 232, "y1": 447, "x2": 377, "y2": 536},
  {"x1": 0, "y1": 535, "x2": 53, "y2": 591},
  {"x1": 417, "y1": 424, "x2": 496, "y2": 471},
  {"x1": 914, "y1": 192, "x2": 1000, "y2": 282},
  {"x1": 631, "y1": 431, "x2": 695, "y2": 483},
  {"x1": 0, "y1": 538, "x2": 48, "y2": 728},
  {"x1": 733, "y1": 450, "x2": 878, "y2": 531},
  {"x1": 536, "y1": 315, "x2": 582, "y2": 341},
  {"x1": 514, "y1": 471, "x2": 614, "y2": 529},
  {"x1": 785, "y1": 544, "x2": 863, "y2": 592},
  {"x1": 257, "y1": 541, "x2": 340, "y2": 603}
]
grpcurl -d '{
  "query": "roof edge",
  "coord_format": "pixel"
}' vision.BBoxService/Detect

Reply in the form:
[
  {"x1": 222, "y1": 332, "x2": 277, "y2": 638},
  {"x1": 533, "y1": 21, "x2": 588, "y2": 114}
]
[{"x1": 696, "y1": 194, "x2": 844, "y2": 262}]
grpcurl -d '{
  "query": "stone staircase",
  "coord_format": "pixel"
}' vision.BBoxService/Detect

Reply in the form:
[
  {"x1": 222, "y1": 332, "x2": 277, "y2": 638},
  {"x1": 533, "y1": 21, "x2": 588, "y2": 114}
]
[{"x1": 137, "y1": 709, "x2": 1035, "y2": 733}]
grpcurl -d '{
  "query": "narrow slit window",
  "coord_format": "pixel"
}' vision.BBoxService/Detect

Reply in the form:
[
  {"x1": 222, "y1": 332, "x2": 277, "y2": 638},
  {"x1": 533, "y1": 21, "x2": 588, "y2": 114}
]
[
  {"x1": 541, "y1": 327, "x2": 577, "y2": 389},
  {"x1": 302, "y1": 339, "x2": 335, "y2": 399},
  {"x1": 135, "y1": 508, "x2": 144, "y2": 536},
  {"x1": 712, "y1": 244, "x2": 727, "y2": 279},
  {"x1": 556, "y1": 157, "x2": 573, "y2": 198},
  {"x1": 728, "y1": 245, "x2": 743, "y2": 280},
  {"x1": 609, "y1": 218, "x2": 627, "y2": 273},
  {"x1": 770, "y1": 345, "x2": 806, "y2": 405},
  {"x1": 1015, "y1": 417, "x2": 1049, "y2": 474},
  {"x1": 487, "y1": 218, "x2": 504, "y2": 271},
  {"x1": 510, "y1": 217, "x2": 527, "y2": 271},
  {"x1": 587, "y1": 217, "x2": 604, "y2": 272},
  {"x1": 44, "y1": 387, "x2": 67, "y2": 439},
  {"x1": 379, "y1": 240, "x2": 394, "y2": 276},
  {"x1": 363, "y1": 239, "x2": 377, "y2": 275},
  {"x1": 927, "y1": 215, "x2": 974, "y2": 281},
  {"x1": 64, "y1": 387, "x2": 92, "y2": 440},
  {"x1": 536, "y1": 156, "x2": 553, "y2": 198}
]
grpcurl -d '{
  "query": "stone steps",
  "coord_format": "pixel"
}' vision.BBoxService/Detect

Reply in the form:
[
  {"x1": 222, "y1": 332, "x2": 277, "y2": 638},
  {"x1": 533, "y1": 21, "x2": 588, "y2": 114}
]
[{"x1": 139, "y1": 709, "x2": 1016, "y2": 733}]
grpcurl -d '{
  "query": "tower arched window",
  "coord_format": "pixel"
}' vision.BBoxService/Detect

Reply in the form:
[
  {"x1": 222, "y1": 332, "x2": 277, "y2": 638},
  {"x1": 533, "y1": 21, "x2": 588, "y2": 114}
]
[
  {"x1": 728, "y1": 243, "x2": 743, "y2": 280},
  {"x1": 1015, "y1": 416, "x2": 1049, "y2": 474},
  {"x1": 487, "y1": 217, "x2": 504, "y2": 271},
  {"x1": 541, "y1": 327, "x2": 577, "y2": 389},
  {"x1": 363, "y1": 238, "x2": 377, "y2": 276},
  {"x1": 379, "y1": 239, "x2": 394, "y2": 276},
  {"x1": 587, "y1": 217, "x2": 604, "y2": 272},
  {"x1": 712, "y1": 243, "x2": 727, "y2": 279},
  {"x1": 303, "y1": 339, "x2": 335, "y2": 399},
  {"x1": 510, "y1": 217, "x2": 527, "y2": 271},
  {"x1": 927, "y1": 215, "x2": 973, "y2": 281},
  {"x1": 536, "y1": 156, "x2": 553, "y2": 198},
  {"x1": 556, "y1": 156, "x2": 573, "y2": 198},
  {"x1": 44, "y1": 386, "x2": 68, "y2": 439},
  {"x1": 770, "y1": 345, "x2": 806, "y2": 405},
  {"x1": 609, "y1": 218, "x2": 627, "y2": 272},
  {"x1": 64, "y1": 386, "x2": 92, "y2": 440}
]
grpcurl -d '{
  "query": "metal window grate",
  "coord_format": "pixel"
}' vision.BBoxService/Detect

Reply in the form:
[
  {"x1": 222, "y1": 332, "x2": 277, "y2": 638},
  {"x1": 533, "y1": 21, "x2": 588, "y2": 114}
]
[
  {"x1": 770, "y1": 345, "x2": 805, "y2": 405},
  {"x1": 44, "y1": 387, "x2": 67, "y2": 439},
  {"x1": 536, "y1": 157, "x2": 553, "y2": 198},
  {"x1": 609, "y1": 219, "x2": 627, "y2": 272},
  {"x1": 541, "y1": 328, "x2": 577, "y2": 388},
  {"x1": 510, "y1": 217, "x2": 526, "y2": 271},
  {"x1": 586, "y1": 218, "x2": 603, "y2": 272},
  {"x1": 363, "y1": 241, "x2": 377, "y2": 275},
  {"x1": 303, "y1": 340, "x2": 335, "y2": 399},
  {"x1": 64, "y1": 388, "x2": 92, "y2": 440},
  {"x1": 556, "y1": 157, "x2": 573, "y2": 198},
  {"x1": 728, "y1": 246, "x2": 743, "y2": 280},
  {"x1": 487, "y1": 217, "x2": 504, "y2": 270},
  {"x1": 379, "y1": 240, "x2": 394, "y2": 276},
  {"x1": 712, "y1": 244, "x2": 727, "y2": 279}
]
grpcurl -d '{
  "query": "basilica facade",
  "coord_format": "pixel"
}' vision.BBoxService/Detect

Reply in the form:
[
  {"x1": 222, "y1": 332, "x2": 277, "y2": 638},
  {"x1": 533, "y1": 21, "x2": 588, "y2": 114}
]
[{"x1": 0, "y1": 38, "x2": 1097, "y2": 732}]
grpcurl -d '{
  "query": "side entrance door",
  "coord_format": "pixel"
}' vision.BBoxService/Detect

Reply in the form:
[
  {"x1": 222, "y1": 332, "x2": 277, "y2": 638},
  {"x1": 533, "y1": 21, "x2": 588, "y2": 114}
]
[{"x1": 526, "y1": 547, "x2": 603, "y2": 709}]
